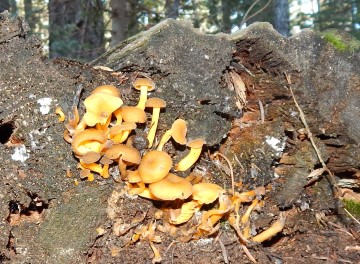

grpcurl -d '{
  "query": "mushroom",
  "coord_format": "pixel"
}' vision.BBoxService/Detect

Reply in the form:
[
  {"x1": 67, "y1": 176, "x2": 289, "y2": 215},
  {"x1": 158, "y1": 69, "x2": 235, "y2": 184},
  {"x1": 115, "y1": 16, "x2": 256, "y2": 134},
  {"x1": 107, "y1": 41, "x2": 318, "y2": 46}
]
[
  {"x1": 251, "y1": 213, "x2": 286, "y2": 243},
  {"x1": 138, "y1": 150, "x2": 173, "y2": 183},
  {"x1": 174, "y1": 138, "x2": 206, "y2": 172},
  {"x1": 120, "y1": 106, "x2": 147, "y2": 124},
  {"x1": 81, "y1": 91, "x2": 123, "y2": 127},
  {"x1": 137, "y1": 187, "x2": 161, "y2": 200},
  {"x1": 149, "y1": 173, "x2": 193, "y2": 200},
  {"x1": 78, "y1": 151, "x2": 109, "y2": 178},
  {"x1": 197, "y1": 194, "x2": 231, "y2": 235},
  {"x1": 109, "y1": 122, "x2": 137, "y2": 143},
  {"x1": 79, "y1": 169, "x2": 95, "y2": 182},
  {"x1": 192, "y1": 182, "x2": 225, "y2": 204},
  {"x1": 145, "y1": 98, "x2": 166, "y2": 148},
  {"x1": 169, "y1": 201, "x2": 202, "y2": 225},
  {"x1": 105, "y1": 144, "x2": 141, "y2": 180},
  {"x1": 127, "y1": 170, "x2": 145, "y2": 195},
  {"x1": 55, "y1": 107, "x2": 65, "y2": 122},
  {"x1": 71, "y1": 129, "x2": 106, "y2": 156},
  {"x1": 157, "y1": 119, "x2": 187, "y2": 151},
  {"x1": 91, "y1": 85, "x2": 120, "y2": 97},
  {"x1": 132, "y1": 78, "x2": 156, "y2": 110}
]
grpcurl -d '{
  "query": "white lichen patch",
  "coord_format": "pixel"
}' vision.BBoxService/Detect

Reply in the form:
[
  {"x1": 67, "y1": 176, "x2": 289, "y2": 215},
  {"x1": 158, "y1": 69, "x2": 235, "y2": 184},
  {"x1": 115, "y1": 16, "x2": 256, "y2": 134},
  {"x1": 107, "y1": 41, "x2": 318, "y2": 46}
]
[
  {"x1": 193, "y1": 237, "x2": 213, "y2": 246},
  {"x1": 37, "y1": 97, "x2": 53, "y2": 115},
  {"x1": 265, "y1": 136, "x2": 286, "y2": 156},
  {"x1": 11, "y1": 145, "x2": 30, "y2": 163}
]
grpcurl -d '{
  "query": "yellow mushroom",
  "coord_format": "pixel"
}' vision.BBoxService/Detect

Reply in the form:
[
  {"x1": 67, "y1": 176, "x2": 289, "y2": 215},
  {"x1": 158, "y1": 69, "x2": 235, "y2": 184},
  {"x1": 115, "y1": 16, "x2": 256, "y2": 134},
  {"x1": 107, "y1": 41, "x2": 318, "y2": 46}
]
[
  {"x1": 157, "y1": 119, "x2": 187, "y2": 151},
  {"x1": 149, "y1": 173, "x2": 193, "y2": 200},
  {"x1": 120, "y1": 106, "x2": 147, "y2": 124},
  {"x1": 81, "y1": 91, "x2": 123, "y2": 127},
  {"x1": 71, "y1": 129, "x2": 106, "y2": 156},
  {"x1": 192, "y1": 182, "x2": 225, "y2": 204},
  {"x1": 126, "y1": 170, "x2": 145, "y2": 195},
  {"x1": 109, "y1": 122, "x2": 137, "y2": 143},
  {"x1": 175, "y1": 138, "x2": 206, "y2": 172},
  {"x1": 251, "y1": 213, "x2": 286, "y2": 243},
  {"x1": 138, "y1": 150, "x2": 173, "y2": 183},
  {"x1": 132, "y1": 78, "x2": 156, "y2": 110},
  {"x1": 91, "y1": 85, "x2": 120, "y2": 97},
  {"x1": 169, "y1": 200, "x2": 202, "y2": 225},
  {"x1": 55, "y1": 107, "x2": 65, "y2": 122},
  {"x1": 145, "y1": 98, "x2": 166, "y2": 148}
]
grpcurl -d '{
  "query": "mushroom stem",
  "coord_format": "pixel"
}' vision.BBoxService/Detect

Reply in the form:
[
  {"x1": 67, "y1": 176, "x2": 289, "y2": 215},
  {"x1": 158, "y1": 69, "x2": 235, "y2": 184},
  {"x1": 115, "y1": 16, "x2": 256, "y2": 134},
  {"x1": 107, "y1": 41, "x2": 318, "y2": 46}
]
[
  {"x1": 169, "y1": 201, "x2": 201, "y2": 225},
  {"x1": 251, "y1": 213, "x2": 286, "y2": 243},
  {"x1": 149, "y1": 241, "x2": 162, "y2": 264},
  {"x1": 55, "y1": 107, "x2": 65, "y2": 122},
  {"x1": 118, "y1": 157, "x2": 128, "y2": 180},
  {"x1": 156, "y1": 129, "x2": 172, "y2": 151},
  {"x1": 175, "y1": 147, "x2": 202, "y2": 171},
  {"x1": 136, "y1": 85, "x2": 149, "y2": 110},
  {"x1": 147, "y1": 107, "x2": 160, "y2": 148}
]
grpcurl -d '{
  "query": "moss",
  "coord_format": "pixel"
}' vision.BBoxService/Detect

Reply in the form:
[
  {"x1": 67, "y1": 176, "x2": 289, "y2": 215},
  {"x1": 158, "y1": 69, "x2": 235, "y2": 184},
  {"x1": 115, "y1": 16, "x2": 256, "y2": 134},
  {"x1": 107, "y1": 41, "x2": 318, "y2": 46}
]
[
  {"x1": 343, "y1": 199, "x2": 360, "y2": 219},
  {"x1": 321, "y1": 30, "x2": 360, "y2": 52}
]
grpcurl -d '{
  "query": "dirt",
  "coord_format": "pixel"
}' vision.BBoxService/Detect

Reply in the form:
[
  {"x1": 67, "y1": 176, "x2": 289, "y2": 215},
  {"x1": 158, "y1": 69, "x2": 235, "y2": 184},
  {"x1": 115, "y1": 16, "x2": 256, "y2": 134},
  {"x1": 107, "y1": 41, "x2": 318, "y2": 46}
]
[{"x1": 0, "y1": 13, "x2": 359, "y2": 264}]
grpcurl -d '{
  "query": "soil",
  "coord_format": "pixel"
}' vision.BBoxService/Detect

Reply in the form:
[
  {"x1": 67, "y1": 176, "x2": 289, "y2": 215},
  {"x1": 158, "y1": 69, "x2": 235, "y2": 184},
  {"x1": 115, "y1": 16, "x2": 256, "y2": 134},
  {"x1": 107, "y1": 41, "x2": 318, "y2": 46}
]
[{"x1": 0, "y1": 13, "x2": 359, "y2": 264}]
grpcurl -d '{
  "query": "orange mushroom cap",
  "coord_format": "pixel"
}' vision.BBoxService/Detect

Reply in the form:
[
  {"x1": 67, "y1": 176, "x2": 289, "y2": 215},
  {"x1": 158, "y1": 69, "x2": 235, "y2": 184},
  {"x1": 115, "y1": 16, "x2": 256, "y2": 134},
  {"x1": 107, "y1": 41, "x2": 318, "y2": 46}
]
[
  {"x1": 71, "y1": 128, "x2": 106, "y2": 156},
  {"x1": 91, "y1": 85, "x2": 120, "y2": 97},
  {"x1": 138, "y1": 150, "x2": 173, "y2": 183},
  {"x1": 192, "y1": 182, "x2": 225, "y2": 204},
  {"x1": 120, "y1": 106, "x2": 147, "y2": 123},
  {"x1": 149, "y1": 173, "x2": 193, "y2": 200},
  {"x1": 83, "y1": 92, "x2": 123, "y2": 126},
  {"x1": 157, "y1": 119, "x2": 187, "y2": 151},
  {"x1": 132, "y1": 78, "x2": 156, "y2": 110}
]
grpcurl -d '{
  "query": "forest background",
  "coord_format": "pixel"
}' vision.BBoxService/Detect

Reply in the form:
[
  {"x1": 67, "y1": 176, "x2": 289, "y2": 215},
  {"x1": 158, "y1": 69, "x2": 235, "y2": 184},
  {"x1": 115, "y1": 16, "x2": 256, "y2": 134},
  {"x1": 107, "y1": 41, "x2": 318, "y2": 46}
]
[{"x1": 0, "y1": 0, "x2": 359, "y2": 61}]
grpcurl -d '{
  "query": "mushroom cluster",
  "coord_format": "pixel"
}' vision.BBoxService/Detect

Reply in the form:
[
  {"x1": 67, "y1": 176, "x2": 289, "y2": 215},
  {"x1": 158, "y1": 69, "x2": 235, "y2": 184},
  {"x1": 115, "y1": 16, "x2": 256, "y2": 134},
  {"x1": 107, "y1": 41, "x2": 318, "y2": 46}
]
[{"x1": 60, "y1": 78, "x2": 285, "y2": 263}]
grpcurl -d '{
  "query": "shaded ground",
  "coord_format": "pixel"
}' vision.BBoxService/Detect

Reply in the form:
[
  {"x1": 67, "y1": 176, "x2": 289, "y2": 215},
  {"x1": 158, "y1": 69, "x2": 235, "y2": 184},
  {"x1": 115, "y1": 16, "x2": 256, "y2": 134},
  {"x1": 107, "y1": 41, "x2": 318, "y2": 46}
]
[{"x1": 0, "y1": 13, "x2": 359, "y2": 263}]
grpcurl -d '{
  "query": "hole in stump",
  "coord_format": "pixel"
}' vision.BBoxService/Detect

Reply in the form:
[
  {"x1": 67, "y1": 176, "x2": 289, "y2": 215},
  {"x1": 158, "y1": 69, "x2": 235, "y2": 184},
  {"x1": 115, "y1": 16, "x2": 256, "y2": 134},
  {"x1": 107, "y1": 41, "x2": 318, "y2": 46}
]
[{"x1": 0, "y1": 121, "x2": 16, "y2": 144}]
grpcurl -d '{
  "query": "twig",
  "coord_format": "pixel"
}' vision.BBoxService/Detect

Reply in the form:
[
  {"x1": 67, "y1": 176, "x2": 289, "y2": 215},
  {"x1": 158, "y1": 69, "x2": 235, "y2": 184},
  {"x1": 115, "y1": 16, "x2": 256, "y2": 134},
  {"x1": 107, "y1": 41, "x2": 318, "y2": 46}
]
[
  {"x1": 343, "y1": 208, "x2": 360, "y2": 225},
  {"x1": 218, "y1": 238, "x2": 229, "y2": 264},
  {"x1": 240, "y1": 0, "x2": 272, "y2": 28},
  {"x1": 258, "y1": 100, "x2": 265, "y2": 124},
  {"x1": 284, "y1": 72, "x2": 339, "y2": 195},
  {"x1": 214, "y1": 152, "x2": 235, "y2": 194}
]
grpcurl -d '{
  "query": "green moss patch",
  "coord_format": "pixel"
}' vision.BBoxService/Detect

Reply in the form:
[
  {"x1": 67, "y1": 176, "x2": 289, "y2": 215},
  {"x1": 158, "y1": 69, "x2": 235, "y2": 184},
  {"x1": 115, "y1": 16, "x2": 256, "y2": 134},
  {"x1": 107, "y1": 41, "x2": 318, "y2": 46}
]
[{"x1": 343, "y1": 199, "x2": 360, "y2": 219}]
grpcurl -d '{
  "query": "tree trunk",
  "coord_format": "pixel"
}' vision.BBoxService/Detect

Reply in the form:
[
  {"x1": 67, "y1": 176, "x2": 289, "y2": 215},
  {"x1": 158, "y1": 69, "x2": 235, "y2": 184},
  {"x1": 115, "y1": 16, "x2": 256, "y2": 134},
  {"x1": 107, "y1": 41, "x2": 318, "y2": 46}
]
[
  {"x1": 48, "y1": 0, "x2": 105, "y2": 61},
  {"x1": 110, "y1": 0, "x2": 129, "y2": 46},
  {"x1": 9, "y1": 0, "x2": 16, "y2": 16},
  {"x1": 0, "y1": 0, "x2": 10, "y2": 13},
  {"x1": 221, "y1": 0, "x2": 232, "y2": 33},
  {"x1": 273, "y1": 0, "x2": 289, "y2": 37},
  {"x1": 165, "y1": 0, "x2": 179, "y2": 19}
]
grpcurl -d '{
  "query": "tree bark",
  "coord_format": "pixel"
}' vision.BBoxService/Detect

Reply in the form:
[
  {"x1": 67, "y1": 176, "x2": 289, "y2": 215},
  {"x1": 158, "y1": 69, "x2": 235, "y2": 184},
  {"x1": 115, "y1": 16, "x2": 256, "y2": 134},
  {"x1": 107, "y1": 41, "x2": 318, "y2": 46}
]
[{"x1": 110, "y1": 0, "x2": 129, "y2": 46}]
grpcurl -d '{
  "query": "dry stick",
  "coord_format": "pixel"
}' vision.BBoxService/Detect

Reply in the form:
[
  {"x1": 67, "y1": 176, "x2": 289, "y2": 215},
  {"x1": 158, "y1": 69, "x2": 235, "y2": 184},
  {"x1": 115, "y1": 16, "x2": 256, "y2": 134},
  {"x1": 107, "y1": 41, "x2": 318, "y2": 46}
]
[
  {"x1": 214, "y1": 152, "x2": 235, "y2": 194},
  {"x1": 284, "y1": 72, "x2": 339, "y2": 195},
  {"x1": 240, "y1": 0, "x2": 272, "y2": 28},
  {"x1": 218, "y1": 238, "x2": 229, "y2": 264}
]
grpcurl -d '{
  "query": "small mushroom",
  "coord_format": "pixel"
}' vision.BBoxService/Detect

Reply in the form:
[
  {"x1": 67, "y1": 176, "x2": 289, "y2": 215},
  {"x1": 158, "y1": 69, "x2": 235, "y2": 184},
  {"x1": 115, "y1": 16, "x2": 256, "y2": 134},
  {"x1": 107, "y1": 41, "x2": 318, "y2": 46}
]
[
  {"x1": 145, "y1": 98, "x2": 166, "y2": 148},
  {"x1": 138, "y1": 150, "x2": 173, "y2": 183},
  {"x1": 81, "y1": 91, "x2": 123, "y2": 127},
  {"x1": 71, "y1": 129, "x2": 106, "y2": 156},
  {"x1": 55, "y1": 107, "x2": 65, "y2": 122},
  {"x1": 120, "y1": 106, "x2": 147, "y2": 123},
  {"x1": 132, "y1": 78, "x2": 156, "y2": 110},
  {"x1": 192, "y1": 182, "x2": 225, "y2": 204},
  {"x1": 251, "y1": 213, "x2": 286, "y2": 243},
  {"x1": 169, "y1": 201, "x2": 202, "y2": 225},
  {"x1": 174, "y1": 138, "x2": 206, "y2": 172},
  {"x1": 157, "y1": 119, "x2": 187, "y2": 151},
  {"x1": 109, "y1": 122, "x2": 137, "y2": 143},
  {"x1": 149, "y1": 173, "x2": 193, "y2": 200},
  {"x1": 91, "y1": 85, "x2": 120, "y2": 97},
  {"x1": 105, "y1": 144, "x2": 141, "y2": 179},
  {"x1": 127, "y1": 170, "x2": 145, "y2": 195}
]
